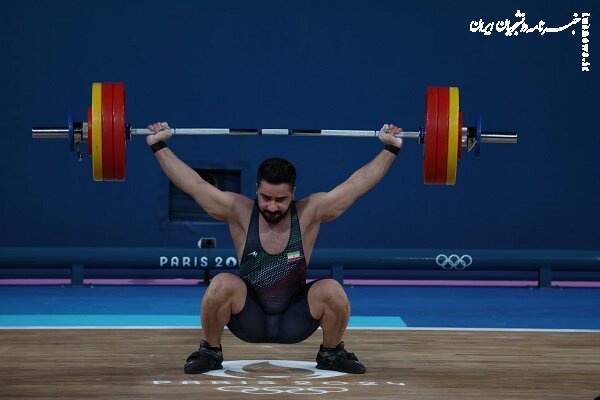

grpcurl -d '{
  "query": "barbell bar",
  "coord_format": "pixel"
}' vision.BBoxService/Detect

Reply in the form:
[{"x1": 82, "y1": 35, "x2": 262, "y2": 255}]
[{"x1": 31, "y1": 82, "x2": 518, "y2": 184}]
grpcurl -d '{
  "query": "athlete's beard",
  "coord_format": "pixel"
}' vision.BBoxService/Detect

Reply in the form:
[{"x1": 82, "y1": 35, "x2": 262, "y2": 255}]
[{"x1": 259, "y1": 205, "x2": 291, "y2": 224}]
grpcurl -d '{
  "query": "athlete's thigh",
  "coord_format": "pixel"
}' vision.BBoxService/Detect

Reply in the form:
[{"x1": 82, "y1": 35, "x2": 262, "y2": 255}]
[
  {"x1": 226, "y1": 279, "x2": 268, "y2": 342},
  {"x1": 276, "y1": 280, "x2": 321, "y2": 343}
]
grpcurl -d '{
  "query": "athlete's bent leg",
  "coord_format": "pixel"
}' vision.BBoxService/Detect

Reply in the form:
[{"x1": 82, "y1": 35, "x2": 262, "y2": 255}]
[
  {"x1": 201, "y1": 272, "x2": 247, "y2": 347},
  {"x1": 185, "y1": 273, "x2": 247, "y2": 374},
  {"x1": 307, "y1": 278, "x2": 366, "y2": 374},
  {"x1": 307, "y1": 278, "x2": 350, "y2": 348}
]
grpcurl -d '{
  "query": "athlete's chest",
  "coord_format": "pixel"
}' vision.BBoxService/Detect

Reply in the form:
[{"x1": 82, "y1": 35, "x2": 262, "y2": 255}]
[{"x1": 259, "y1": 226, "x2": 291, "y2": 255}]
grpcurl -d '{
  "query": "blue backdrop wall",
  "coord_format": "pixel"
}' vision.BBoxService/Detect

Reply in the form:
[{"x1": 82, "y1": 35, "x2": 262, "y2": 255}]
[{"x1": 1, "y1": 0, "x2": 598, "y2": 250}]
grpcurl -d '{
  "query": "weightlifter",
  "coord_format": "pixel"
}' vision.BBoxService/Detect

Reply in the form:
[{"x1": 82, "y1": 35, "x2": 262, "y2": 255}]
[{"x1": 146, "y1": 122, "x2": 403, "y2": 374}]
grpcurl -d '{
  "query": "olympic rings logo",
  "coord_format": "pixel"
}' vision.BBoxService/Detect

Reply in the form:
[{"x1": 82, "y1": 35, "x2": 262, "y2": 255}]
[
  {"x1": 435, "y1": 254, "x2": 473, "y2": 270},
  {"x1": 217, "y1": 386, "x2": 349, "y2": 395}
]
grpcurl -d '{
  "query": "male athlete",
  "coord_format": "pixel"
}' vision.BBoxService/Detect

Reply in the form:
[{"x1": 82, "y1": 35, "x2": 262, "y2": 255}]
[{"x1": 147, "y1": 122, "x2": 403, "y2": 375}]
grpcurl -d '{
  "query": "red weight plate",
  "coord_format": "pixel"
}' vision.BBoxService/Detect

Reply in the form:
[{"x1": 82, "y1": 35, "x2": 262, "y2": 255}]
[
  {"x1": 87, "y1": 107, "x2": 92, "y2": 156},
  {"x1": 423, "y1": 87, "x2": 439, "y2": 184},
  {"x1": 113, "y1": 82, "x2": 126, "y2": 181},
  {"x1": 435, "y1": 87, "x2": 449, "y2": 184},
  {"x1": 101, "y1": 83, "x2": 115, "y2": 180},
  {"x1": 458, "y1": 111, "x2": 462, "y2": 160}
]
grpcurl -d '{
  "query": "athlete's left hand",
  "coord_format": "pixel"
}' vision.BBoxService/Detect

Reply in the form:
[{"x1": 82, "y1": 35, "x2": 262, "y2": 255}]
[{"x1": 378, "y1": 124, "x2": 403, "y2": 149}]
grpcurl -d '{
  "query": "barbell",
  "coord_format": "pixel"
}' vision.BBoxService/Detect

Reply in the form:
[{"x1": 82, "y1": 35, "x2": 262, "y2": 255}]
[{"x1": 32, "y1": 82, "x2": 518, "y2": 185}]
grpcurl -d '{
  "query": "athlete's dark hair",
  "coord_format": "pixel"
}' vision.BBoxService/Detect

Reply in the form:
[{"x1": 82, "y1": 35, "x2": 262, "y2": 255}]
[{"x1": 257, "y1": 158, "x2": 296, "y2": 187}]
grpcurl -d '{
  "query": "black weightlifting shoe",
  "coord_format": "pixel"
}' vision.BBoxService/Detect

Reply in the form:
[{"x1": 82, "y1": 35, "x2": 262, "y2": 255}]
[
  {"x1": 184, "y1": 340, "x2": 224, "y2": 374},
  {"x1": 316, "y1": 341, "x2": 367, "y2": 374}
]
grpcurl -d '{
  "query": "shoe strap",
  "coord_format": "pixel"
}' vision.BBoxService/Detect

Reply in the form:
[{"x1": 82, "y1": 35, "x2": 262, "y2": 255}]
[
  {"x1": 200, "y1": 341, "x2": 223, "y2": 358},
  {"x1": 320, "y1": 346, "x2": 358, "y2": 362}
]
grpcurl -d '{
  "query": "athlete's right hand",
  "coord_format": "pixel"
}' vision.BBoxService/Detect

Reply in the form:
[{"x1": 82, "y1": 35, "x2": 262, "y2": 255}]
[{"x1": 146, "y1": 122, "x2": 173, "y2": 146}]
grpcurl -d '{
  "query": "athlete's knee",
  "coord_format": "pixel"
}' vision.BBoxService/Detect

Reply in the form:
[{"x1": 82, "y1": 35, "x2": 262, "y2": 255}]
[
  {"x1": 309, "y1": 279, "x2": 350, "y2": 315},
  {"x1": 329, "y1": 290, "x2": 350, "y2": 315},
  {"x1": 204, "y1": 273, "x2": 246, "y2": 305}
]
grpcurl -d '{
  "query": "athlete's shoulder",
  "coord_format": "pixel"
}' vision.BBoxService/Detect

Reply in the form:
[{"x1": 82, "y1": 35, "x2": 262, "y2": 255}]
[
  {"x1": 296, "y1": 193, "x2": 326, "y2": 220},
  {"x1": 230, "y1": 194, "x2": 255, "y2": 223},
  {"x1": 230, "y1": 193, "x2": 254, "y2": 207}
]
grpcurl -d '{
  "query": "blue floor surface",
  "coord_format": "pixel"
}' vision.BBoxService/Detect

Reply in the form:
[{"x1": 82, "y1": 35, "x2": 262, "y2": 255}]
[{"x1": 0, "y1": 285, "x2": 599, "y2": 330}]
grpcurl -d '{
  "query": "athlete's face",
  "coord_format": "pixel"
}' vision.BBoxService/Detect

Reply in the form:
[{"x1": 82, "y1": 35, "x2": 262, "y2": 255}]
[{"x1": 256, "y1": 181, "x2": 295, "y2": 224}]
